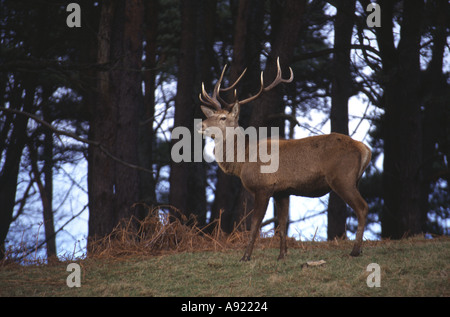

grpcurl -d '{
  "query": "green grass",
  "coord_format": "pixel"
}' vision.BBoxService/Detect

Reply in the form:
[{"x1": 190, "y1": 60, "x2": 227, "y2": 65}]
[{"x1": 1, "y1": 236, "x2": 449, "y2": 297}]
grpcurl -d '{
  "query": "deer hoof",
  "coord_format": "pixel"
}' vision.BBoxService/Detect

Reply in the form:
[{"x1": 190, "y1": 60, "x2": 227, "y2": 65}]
[{"x1": 240, "y1": 255, "x2": 251, "y2": 262}]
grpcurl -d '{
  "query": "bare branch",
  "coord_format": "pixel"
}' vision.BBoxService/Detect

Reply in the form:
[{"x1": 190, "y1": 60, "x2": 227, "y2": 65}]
[{"x1": 0, "y1": 107, "x2": 155, "y2": 175}]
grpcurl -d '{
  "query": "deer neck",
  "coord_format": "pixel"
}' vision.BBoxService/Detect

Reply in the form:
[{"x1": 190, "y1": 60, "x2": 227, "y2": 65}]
[{"x1": 214, "y1": 127, "x2": 248, "y2": 177}]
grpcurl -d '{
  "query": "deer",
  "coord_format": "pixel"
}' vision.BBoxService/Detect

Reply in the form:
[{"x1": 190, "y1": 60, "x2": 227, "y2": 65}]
[{"x1": 197, "y1": 58, "x2": 372, "y2": 261}]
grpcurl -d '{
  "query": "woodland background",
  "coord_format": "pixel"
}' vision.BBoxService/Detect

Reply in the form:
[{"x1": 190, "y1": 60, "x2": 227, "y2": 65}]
[{"x1": 0, "y1": 0, "x2": 449, "y2": 262}]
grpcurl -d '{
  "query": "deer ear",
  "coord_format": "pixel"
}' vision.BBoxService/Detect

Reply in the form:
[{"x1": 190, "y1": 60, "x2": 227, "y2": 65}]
[
  {"x1": 230, "y1": 102, "x2": 240, "y2": 118},
  {"x1": 201, "y1": 106, "x2": 215, "y2": 118}
]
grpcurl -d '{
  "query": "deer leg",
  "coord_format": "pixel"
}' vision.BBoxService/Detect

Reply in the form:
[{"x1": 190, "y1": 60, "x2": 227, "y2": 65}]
[
  {"x1": 274, "y1": 194, "x2": 289, "y2": 260},
  {"x1": 349, "y1": 195, "x2": 368, "y2": 257},
  {"x1": 328, "y1": 179, "x2": 368, "y2": 257},
  {"x1": 241, "y1": 192, "x2": 270, "y2": 262}
]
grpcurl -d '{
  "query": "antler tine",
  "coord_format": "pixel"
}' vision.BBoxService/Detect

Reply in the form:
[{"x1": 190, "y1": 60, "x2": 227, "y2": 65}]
[
  {"x1": 222, "y1": 89, "x2": 240, "y2": 110},
  {"x1": 216, "y1": 66, "x2": 247, "y2": 110},
  {"x1": 200, "y1": 82, "x2": 221, "y2": 110},
  {"x1": 220, "y1": 68, "x2": 247, "y2": 92},
  {"x1": 212, "y1": 64, "x2": 227, "y2": 99},
  {"x1": 238, "y1": 71, "x2": 265, "y2": 105},
  {"x1": 236, "y1": 57, "x2": 293, "y2": 105},
  {"x1": 263, "y1": 57, "x2": 294, "y2": 92},
  {"x1": 199, "y1": 65, "x2": 228, "y2": 111}
]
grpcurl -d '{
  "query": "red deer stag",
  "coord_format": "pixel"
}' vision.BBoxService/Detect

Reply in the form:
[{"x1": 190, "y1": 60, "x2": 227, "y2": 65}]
[{"x1": 197, "y1": 58, "x2": 371, "y2": 261}]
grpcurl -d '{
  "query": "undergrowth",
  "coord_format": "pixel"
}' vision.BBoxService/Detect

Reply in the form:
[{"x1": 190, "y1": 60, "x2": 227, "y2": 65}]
[
  {"x1": 3, "y1": 205, "x2": 447, "y2": 264},
  {"x1": 87, "y1": 206, "x2": 297, "y2": 259},
  {"x1": 1, "y1": 207, "x2": 449, "y2": 297}
]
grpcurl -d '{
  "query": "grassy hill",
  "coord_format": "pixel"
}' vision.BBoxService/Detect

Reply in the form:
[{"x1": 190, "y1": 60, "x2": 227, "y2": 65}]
[{"x1": 1, "y1": 236, "x2": 449, "y2": 297}]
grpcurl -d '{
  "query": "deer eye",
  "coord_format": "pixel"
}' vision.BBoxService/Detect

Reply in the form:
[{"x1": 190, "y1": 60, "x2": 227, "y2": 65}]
[{"x1": 219, "y1": 116, "x2": 227, "y2": 121}]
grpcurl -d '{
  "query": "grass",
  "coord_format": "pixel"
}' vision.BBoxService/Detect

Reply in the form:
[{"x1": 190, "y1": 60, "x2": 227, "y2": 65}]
[{"x1": 1, "y1": 236, "x2": 449, "y2": 297}]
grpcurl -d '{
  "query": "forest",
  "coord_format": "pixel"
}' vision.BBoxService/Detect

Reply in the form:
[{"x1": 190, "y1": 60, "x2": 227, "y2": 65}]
[{"x1": 0, "y1": 0, "x2": 449, "y2": 262}]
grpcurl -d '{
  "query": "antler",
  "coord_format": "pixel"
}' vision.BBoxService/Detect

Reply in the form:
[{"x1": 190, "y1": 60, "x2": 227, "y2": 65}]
[
  {"x1": 263, "y1": 57, "x2": 294, "y2": 92},
  {"x1": 199, "y1": 65, "x2": 228, "y2": 111},
  {"x1": 239, "y1": 57, "x2": 294, "y2": 106},
  {"x1": 199, "y1": 57, "x2": 294, "y2": 110}
]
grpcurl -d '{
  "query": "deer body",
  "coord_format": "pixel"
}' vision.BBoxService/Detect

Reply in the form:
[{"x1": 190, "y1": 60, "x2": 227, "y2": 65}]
[
  {"x1": 198, "y1": 59, "x2": 371, "y2": 261},
  {"x1": 214, "y1": 133, "x2": 367, "y2": 196}
]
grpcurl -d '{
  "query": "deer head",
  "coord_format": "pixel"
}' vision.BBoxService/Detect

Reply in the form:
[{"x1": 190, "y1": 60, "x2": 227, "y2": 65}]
[{"x1": 197, "y1": 57, "x2": 293, "y2": 140}]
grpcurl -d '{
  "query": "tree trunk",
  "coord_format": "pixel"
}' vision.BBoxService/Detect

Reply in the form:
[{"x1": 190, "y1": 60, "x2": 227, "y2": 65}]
[
  {"x1": 420, "y1": 0, "x2": 448, "y2": 233},
  {"x1": 249, "y1": 0, "x2": 305, "y2": 130},
  {"x1": 29, "y1": 140, "x2": 56, "y2": 260},
  {"x1": 327, "y1": 0, "x2": 355, "y2": 241},
  {"x1": 42, "y1": 98, "x2": 57, "y2": 259},
  {"x1": 168, "y1": 0, "x2": 195, "y2": 220},
  {"x1": 89, "y1": 0, "x2": 118, "y2": 240},
  {"x1": 88, "y1": 0, "x2": 144, "y2": 244},
  {"x1": 136, "y1": 0, "x2": 159, "y2": 219},
  {"x1": 169, "y1": 0, "x2": 207, "y2": 225},
  {"x1": 0, "y1": 79, "x2": 35, "y2": 260},
  {"x1": 378, "y1": 0, "x2": 424, "y2": 239},
  {"x1": 112, "y1": 0, "x2": 143, "y2": 223}
]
